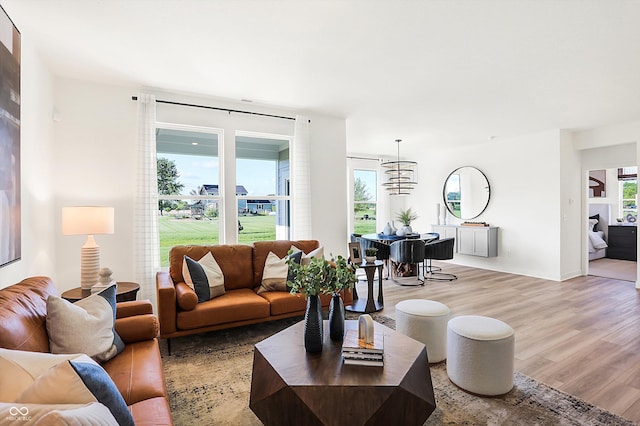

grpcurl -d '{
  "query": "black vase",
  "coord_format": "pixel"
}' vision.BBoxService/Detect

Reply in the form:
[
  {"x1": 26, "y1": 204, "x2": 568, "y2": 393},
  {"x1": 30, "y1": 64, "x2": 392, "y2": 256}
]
[
  {"x1": 328, "y1": 293, "x2": 345, "y2": 341},
  {"x1": 304, "y1": 295, "x2": 323, "y2": 353}
]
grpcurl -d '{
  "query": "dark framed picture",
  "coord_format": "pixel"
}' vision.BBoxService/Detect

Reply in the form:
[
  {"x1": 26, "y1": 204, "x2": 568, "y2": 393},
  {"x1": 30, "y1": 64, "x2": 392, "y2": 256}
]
[
  {"x1": 348, "y1": 242, "x2": 362, "y2": 264},
  {"x1": 588, "y1": 170, "x2": 606, "y2": 198},
  {"x1": 0, "y1": 5, "x2": 21, "y2": 268}
]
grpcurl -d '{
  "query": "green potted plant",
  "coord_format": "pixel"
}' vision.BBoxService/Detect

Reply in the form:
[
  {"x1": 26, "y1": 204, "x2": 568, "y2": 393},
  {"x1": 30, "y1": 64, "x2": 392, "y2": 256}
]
[
  {"x1": 287, "y1": 253, "x2": 356, "y2": 345},
  {"x1": 396, "y1": 207, "x2": 418, "y2": 235},
  {"x1": 364, "y1": 247, "x2": 378, "y2": 263}
]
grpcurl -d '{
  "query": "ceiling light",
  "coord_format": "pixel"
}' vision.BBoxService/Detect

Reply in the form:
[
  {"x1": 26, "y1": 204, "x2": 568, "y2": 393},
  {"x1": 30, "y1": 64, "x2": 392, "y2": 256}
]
[{"x1": 381, "y1": 139, "x2": 417, "y2": 196}]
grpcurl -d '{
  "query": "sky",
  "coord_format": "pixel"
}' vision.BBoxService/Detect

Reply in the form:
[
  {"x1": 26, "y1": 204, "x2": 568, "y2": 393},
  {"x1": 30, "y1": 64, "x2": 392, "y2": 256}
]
[
  {"x1": 163, "y1": 155, "x2": 380, "y2": 199},
  {"x1": 161, "y1": 153, "x2": 277, "y2": 195},
  {"x1": 354, "y1": 169, "x2": 377, "y2": 201}
]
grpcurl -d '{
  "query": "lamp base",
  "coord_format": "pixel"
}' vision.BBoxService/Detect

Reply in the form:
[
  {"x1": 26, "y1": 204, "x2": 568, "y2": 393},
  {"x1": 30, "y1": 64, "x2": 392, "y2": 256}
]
[{"x1": 80, "y1": 246, "x2": 100, "y2": 290}]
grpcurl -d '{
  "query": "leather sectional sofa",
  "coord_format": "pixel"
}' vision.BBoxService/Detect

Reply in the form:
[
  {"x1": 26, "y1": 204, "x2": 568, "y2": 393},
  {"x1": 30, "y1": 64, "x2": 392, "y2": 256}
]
[
  {"x1": 156, "y1": 239, "x2": 353, "y2": 353},
  {"x1": 0, "y1": 276, "x2": 172, "y2": 425}
]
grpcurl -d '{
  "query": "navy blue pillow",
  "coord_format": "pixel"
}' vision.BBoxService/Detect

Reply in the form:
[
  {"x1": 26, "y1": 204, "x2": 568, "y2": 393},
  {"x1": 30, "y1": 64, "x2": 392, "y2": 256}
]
[
  {"x1": 183, "y1": 255, "x2": 210, "y2": 303},
  {"x1": 286, "y1": 250, "x2": 303, "y2": 288},
  {"x1": 97, "y1": 284, "x2": 125, "y2": 355},
  {"x1": 69, "y1": 360, "x2": 135, "y2": 426}
]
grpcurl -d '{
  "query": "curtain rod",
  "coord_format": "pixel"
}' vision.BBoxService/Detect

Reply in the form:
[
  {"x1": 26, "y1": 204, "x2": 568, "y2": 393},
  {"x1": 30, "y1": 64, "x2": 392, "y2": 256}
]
[
  {"x1": 131, "y1": 96, "x2": 296, "y2": 121},
  {"x1": 347, "y1": 155, "x2": 382, "y2": 162}
]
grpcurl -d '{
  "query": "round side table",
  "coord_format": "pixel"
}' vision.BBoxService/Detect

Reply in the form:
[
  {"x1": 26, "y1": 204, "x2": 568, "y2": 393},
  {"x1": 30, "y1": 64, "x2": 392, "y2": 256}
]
[
  {"x1": 61, "y1": 282, "x2": 140, "y2": 303},
  {"x1": 345, "y1": 260, "x2": 384, "y2": 314}
]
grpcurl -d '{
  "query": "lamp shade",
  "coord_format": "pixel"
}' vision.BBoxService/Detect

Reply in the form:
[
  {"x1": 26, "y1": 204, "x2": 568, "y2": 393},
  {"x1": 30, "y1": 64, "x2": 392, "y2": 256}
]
[{"x1": 62, "y1": 206, "x2": 115, "y2": 236}]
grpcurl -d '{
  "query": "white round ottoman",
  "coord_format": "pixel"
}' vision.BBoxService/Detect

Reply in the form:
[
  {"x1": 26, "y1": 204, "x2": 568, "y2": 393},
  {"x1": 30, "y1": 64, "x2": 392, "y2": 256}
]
[
  {"x1": 396, "y1": 299, "x2": 450, "y2": 363},
  {"x1": 447, "y1": 315, "x2": 515, "y2": 396}
]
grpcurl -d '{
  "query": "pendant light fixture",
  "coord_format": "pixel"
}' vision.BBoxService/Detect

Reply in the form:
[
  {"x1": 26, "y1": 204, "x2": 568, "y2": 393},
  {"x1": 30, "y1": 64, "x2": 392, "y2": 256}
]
[{"x1": 381, "y1": 139, "x2": 417, "y2": 195}]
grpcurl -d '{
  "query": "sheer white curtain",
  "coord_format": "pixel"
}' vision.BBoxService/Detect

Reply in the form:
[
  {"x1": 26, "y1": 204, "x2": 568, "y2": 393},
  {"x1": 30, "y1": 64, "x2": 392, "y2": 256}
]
[
  {"x1": 292, "y1": 115, "x2": 312, "y2": 240},
  {"x1": 134, "y1": 94, "x2": 160, "y2": 309}
]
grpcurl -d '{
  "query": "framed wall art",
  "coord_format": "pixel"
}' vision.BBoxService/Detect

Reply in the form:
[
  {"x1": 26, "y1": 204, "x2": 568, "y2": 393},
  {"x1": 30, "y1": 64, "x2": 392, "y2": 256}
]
[
  {"x1": 588, "y1": 170, "x2": 606, "y2": 198},
  {"x1": 0, "y1": 5, "x2": 21, "y2": 268}
]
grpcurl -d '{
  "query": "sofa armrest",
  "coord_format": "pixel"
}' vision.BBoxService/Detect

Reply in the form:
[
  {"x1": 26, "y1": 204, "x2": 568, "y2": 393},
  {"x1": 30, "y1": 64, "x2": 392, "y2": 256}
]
[
  {"x1": 156, "y1": 271, "x2": 177, "y2": 336},
  {"x1": 116, "y1": 300, "x2": 153, "y2": 319},
  {"x1": 115, "y1": 314, "x2": 159, "y2": 343}
]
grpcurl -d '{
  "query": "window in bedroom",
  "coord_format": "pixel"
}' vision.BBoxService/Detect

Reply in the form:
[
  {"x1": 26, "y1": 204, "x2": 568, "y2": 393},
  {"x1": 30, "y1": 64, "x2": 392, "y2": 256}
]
[
  {"x1": 156, "y1": 123, "x2": 222, "y2": 267},
  {"x1": 618, "y1": 167, "x2": 637, "y2": 223},
  {"x1": 236, "y1": 132, "x2": 291, "y2": 244}
]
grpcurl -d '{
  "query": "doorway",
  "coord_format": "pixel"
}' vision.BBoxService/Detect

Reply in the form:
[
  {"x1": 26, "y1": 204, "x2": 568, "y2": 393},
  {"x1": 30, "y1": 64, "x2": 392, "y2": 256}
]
[{"x1": 587, "y1": 167, "x2": 637, "y2": 282}]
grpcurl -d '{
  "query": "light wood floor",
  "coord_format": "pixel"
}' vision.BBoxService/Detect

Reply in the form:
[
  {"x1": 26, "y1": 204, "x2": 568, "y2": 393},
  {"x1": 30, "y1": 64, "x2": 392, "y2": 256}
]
[
  {"x1": 356, "y1": 261, "x2": 640, "y2": 423},
  {"x1": 589, "y1": 258, "x2": 637, "y2": 282}
]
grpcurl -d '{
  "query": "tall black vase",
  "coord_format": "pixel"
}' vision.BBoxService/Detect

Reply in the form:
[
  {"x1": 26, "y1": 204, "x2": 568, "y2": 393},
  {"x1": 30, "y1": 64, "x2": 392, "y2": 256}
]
[
  {"x1": 328, "y1": 293, "x2": 345, "y2": 341},
  {"x1": 304, "y1": 295, "x2": 323, "y2": 353}
]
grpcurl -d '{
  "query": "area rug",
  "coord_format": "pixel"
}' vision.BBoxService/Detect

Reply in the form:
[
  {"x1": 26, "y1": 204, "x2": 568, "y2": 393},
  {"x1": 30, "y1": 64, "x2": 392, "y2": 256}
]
[{"x1": 161, "y1": 315, "x2": 634, "y2": 426}]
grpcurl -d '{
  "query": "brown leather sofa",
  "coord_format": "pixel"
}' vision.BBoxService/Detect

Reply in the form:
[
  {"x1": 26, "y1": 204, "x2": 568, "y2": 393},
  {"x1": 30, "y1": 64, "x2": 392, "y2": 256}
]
[
  {"x1": 0, "y1": 276, "x2": 173, "y2": 426},
  {"x1": 157, "y1": 240, "x2": 353, "y2": 353}
]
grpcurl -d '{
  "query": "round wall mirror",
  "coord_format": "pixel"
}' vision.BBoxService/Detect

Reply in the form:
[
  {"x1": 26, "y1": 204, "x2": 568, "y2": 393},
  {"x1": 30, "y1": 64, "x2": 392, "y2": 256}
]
[{"x1": 443, "y1": 166, "x2": 491, "y2": 220}]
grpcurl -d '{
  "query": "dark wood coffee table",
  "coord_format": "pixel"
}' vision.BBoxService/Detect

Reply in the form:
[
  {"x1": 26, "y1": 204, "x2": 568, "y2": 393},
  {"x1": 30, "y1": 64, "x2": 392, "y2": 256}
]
[{"x1": 249, "y1": 320, "x2": 435, "y2": 426}]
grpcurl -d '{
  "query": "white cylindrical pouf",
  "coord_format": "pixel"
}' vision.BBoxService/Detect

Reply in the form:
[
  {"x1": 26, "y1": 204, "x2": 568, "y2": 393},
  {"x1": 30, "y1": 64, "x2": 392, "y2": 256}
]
[
  {"x1": 396, "y1": 299, "x2": 450, "y2": 363},
  {"x1": 447, "y1": 315, "x2": 515, "y2": 396}
]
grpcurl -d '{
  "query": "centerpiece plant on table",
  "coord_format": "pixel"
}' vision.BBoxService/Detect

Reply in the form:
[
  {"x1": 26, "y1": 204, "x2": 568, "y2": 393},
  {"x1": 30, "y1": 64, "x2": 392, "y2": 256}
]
[
  {"x1": 396, "y1": 207, "x2": 418, "y2": 235},
  {"x1": 286, "y1": 253, "x2": 357, "y2": 349}
]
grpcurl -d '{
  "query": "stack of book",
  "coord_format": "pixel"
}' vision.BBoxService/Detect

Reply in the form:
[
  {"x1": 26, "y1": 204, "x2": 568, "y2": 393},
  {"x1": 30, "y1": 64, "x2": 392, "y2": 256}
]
[{"x1": 341, "y1": 329, "x2": 384, "y2": 367}]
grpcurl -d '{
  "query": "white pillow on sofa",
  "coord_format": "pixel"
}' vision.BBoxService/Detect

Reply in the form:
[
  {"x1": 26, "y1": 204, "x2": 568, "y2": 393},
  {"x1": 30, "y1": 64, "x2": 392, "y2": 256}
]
[
  {"x1": 0, "y1": 349, "x2": 81, "y2": 401},
  {"x1": 0, "y1": 348, "x2": 134, "y2": 426},
  {"x1": 182, "y1": 252, "x2": 225, "y2": 302},
  {"x1": 46, "y1": 284, "x2": 124, "y2": 363},
  {"x1": 0, "y1": 402, "x2": 119, "y2": 426},
  {"x1": 289, "y1": 245, "x2": 324, "y2": 266},
  {"x1": 258, "y1": 251, "x2": 304, "y2": 294}
]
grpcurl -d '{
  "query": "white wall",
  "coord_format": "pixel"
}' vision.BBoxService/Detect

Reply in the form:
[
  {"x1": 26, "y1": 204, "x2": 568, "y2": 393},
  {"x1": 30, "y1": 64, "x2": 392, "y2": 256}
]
[
  {"x1": 559, "y1": 129, "x2": 582, "y2": 280},
  {"x1": 52, "y1": 78, "x2": 137, "y2": 294},
  {"x1": 0, "y1": 36, "x2": 56, "y2": 288},
  {"x1": 307, "y1": 114, "x2": 348, "y2": 257},
  {"x1": 406, "y1": 129, "x2": 566, "y2": 280}
]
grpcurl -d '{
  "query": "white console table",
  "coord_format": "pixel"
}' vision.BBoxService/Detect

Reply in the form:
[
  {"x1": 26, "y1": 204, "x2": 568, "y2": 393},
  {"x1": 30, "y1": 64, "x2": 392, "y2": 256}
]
[{"x1": 432, "y1": 225, "x2": 499, "y2": 257}]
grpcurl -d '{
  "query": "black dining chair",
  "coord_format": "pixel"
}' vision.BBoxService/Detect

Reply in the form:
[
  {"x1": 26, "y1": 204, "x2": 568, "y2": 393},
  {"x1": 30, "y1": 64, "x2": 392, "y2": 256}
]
[
  {"x1": 389, "y1": 239, "x2": 425, "y2": 286},
  {"x1": 423, "y1": 238, "x2": 457, "y2": 281}
]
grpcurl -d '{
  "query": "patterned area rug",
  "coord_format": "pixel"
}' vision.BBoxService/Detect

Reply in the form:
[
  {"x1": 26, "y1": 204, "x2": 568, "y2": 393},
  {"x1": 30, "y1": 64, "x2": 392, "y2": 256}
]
[{"x1": 161, "y1": 314, "x2": 634, "y2": 426}]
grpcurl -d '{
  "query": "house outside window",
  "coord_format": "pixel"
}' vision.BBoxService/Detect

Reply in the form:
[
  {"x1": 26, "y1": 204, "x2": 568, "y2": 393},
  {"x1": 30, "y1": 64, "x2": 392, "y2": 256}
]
[
  {"x1": 236, "y1": 133, "x2": 291, "y2": 244},
  {"x1": 155, "y1": 123, "x2": 222, "y2": 266}
]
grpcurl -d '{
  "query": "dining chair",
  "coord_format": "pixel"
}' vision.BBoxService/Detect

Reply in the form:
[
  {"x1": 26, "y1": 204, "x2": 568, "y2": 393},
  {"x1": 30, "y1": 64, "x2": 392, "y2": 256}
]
[
  {"x1": 389, "y1": 239, "x2": 425, "y2": 286},
  {"x1": 423, "y1": 238, "x2": 457, "y2": 281}
]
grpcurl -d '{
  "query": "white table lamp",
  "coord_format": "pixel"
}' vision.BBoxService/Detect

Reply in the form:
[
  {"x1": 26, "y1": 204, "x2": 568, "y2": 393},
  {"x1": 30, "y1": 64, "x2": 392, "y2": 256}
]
[{"x1": 62, "y1": 206, "x2": 115, "y2": 290}]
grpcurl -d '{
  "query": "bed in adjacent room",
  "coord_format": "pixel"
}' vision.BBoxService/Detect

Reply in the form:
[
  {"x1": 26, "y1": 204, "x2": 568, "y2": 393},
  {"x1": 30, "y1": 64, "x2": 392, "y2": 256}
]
[{"x1": 588, "y1": 204, "x2": 609, "y2": 261}]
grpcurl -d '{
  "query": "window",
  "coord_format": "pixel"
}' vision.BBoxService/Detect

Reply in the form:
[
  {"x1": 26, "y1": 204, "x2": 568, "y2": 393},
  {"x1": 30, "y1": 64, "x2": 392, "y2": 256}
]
[
  {"x1": 444, "y1": 173, "x2": 461, "y2": 217},
  {"x1": 236, "y1": 133, "x2": 291, "y2": 244},
  {"x1": 156, "y1": 123, "x2": 222, "y2": 266},
  {"x1": 353, "y1": 169, "x2": 377, "y2": 234},
  {"x1": 618, "y1": 167, "x2": 637, "y2": 222}
]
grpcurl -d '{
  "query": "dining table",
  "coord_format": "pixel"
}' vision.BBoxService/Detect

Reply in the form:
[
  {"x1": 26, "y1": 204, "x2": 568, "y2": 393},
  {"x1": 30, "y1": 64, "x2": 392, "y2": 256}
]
[
  {"x1": 357, "y1": 232, "x2": 440, "y2": 280},
  {"x1": 360, "y1": 232, "x2": 440, "y2": 245}
]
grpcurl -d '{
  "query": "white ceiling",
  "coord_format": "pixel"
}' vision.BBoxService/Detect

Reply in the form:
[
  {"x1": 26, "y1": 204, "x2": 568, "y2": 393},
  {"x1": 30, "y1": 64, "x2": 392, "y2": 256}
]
[{"x1": 3, "y1": 0, "x2": 640, "y2": 155}]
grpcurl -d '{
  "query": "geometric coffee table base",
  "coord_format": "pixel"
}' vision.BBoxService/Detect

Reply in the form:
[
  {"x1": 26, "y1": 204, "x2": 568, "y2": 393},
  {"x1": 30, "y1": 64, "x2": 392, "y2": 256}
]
[{"x1": 250, "y1": 320, "x2": 436, "y2": 426}]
